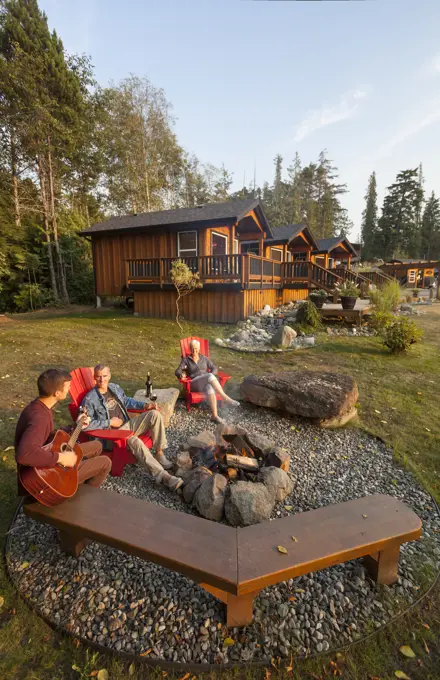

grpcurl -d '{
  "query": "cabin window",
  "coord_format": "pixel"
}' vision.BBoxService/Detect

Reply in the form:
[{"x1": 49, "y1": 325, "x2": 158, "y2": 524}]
[
  {"x1": 211, "y1": 231, "x2": 228, "y2": 256},
  {"x1": 233, "y1": 238, "x2": 239, "y2": 254},
  {"x1": 177, "y1": 231, "x2": 198, "y2": 257},
  {"x1": 270, "y1": 248, "x2": 283, "y2": 262},
  {"x1": 240, "y1": 241, "x2": 259, "y2": 255},
  {"x1": 293, "y1": 252, "x2": 308, "y2": 262}
]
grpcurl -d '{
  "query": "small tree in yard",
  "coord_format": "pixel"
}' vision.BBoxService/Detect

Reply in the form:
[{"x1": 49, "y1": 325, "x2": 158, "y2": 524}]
[{"x1": 170, "y1": 259, "x2": 202, "y2": 331}]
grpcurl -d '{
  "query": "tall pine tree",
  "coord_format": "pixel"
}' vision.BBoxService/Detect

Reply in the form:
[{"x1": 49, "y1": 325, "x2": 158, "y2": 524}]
[
  {"x1": 361, "y1": 172, "x2": 378, "y2": 260},
  {"x1": 377, "y1": 169, "x2": 423, "y2": 260},
  {"x1": 421, "y1": 192, "x2": 440, "y2": 260}
]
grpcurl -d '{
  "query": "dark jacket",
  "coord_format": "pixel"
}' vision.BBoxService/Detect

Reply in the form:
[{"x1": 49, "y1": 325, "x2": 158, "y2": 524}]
[{"x1": 175, "y1": 354, "x2": 217, "y2": 380}]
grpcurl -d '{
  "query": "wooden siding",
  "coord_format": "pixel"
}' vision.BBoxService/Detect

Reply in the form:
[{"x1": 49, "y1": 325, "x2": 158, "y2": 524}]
[
  {"x1": 282, "y1": 288, "x2": 308, "y2": 304},
  {"x1": 243, "y1": 289, "x2": 278, "y2": 317},
  {"x1": 134, "y1": 289, "x2": 245, "y2": 323}
]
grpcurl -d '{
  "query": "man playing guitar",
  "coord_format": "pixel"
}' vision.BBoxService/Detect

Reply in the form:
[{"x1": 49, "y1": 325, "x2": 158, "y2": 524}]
[{"x1": 15, "y1": 368, "x2": 111, "y2": 492}]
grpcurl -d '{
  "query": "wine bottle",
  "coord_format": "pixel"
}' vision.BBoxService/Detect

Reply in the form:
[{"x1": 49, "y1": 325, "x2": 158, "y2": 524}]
[{"x1": 145, "y1": 372, "x2": 153, "y2": 399}]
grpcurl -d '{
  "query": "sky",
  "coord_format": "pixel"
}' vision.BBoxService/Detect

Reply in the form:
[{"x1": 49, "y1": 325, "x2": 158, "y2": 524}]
[{"x1": 40, "y1": 0, "x2": 440, "y2": 240}]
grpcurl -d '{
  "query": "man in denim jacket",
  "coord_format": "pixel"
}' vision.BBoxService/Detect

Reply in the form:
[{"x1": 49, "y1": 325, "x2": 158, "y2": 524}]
[{"x1": 81, "y1": 364, "x2": 183, "y2": 492}]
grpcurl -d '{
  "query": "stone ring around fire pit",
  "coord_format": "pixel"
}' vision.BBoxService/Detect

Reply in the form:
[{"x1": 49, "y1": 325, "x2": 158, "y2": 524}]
[{"x1": 174, "y1": 424, "x2": 293, "y2": 526}]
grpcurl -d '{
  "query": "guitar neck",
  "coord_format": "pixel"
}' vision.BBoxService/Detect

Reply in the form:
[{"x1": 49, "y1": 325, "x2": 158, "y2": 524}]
[{"x1": 67, "y1": 422, "x2": 83, "y2": 449}]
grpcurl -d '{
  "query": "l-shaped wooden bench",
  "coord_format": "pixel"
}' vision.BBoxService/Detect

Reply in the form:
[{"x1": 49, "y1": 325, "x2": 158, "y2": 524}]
[{"x1": 24, "y1": 486, "x2": 422, "y2": 627}]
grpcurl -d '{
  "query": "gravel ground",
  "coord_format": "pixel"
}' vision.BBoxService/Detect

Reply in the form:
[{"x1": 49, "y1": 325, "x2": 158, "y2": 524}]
[{"x1": 7, "y1": 402, "x2": 440, "y2": 666}]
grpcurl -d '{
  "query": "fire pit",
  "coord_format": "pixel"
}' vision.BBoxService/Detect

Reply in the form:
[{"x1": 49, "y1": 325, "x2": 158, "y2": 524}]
[{"x1": 175, "y1": 424, "x2": 294, "y2": 526}]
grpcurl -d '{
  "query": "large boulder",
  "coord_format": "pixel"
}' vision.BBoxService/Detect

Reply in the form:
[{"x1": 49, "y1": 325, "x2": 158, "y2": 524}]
[
  {"x1": 260, "y1": 467, "x2": 294, "y2": 502},
  {"x1": 186, "y1": 430, "x2": 217, "y2": 454},
  {"x1": 271, "y1": 325, "x2": 297, "y2": 348},
  {"x1": 194, "y1": 473, "x2": 227, "y2": 522},
  {"x1": 240, "y1": 371, "x2": 358, "y2": 426},
  {"x1": 225, "y1": 482, "x2": 275, "y2": 527}
]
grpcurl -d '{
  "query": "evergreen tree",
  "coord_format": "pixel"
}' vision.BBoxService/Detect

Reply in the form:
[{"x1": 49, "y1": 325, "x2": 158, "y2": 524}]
[
  {"x1": 421, "y1": 192, "x2": 440, "y2": 260},
  {"x1": 361, "y1": 172, "x2": 378, "y2": 260},
  {"x1": 377, "y1": 169, "x2": 423, "y2": 259},
  {"x1": 287, "y1": 152, "x2": 302, "y2": 223}
]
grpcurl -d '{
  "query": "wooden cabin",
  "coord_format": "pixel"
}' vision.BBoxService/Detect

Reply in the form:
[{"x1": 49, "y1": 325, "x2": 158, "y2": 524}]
[
  {"x1": 82, "y1": 200, "x2": 343, "y2": 323},
  {"x1": 380, "y1": 259, "x2": 440, "y2": 288},
  {"x1": 311, "y1": 237, "x2": 357, "y2": 270}
]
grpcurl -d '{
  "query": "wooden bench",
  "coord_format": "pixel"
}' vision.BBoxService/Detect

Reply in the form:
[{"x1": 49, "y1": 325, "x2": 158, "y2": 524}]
[{"x1": 24, "y1": 487, "x2": 421, "y2": 628}]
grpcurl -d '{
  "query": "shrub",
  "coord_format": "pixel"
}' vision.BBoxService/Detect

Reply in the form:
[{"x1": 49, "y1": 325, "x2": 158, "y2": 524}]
[
  {"x1": 170, "y1": 259, "x2": 202, "y2": 331},
  {"x1": 335, "y1": 281, "x2": 360, "y2": 298},
  {"x1": 370, "y1": 279, "x2": 404, "y2": 313},
  {"x1": 369, "y1": 311, "x2": 395, "y2": 334},
  {"x1": 382, "y1": 317, "x2": 423, "y2": 353},
  {"x1": 309, "y1": 289, "x2": 327, "y2": 299},
  {"x1": 13, "y1": 284, "x2": 58, "y2": 312},
  {"x1": 294, "y1": 299, "x2": 322, "y2": 332}
]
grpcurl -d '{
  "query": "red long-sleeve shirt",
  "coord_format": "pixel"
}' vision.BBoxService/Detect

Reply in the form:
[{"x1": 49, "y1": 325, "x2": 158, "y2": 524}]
[{"x1": 14, "y1": 399, "x2": 59, "y2": 468}]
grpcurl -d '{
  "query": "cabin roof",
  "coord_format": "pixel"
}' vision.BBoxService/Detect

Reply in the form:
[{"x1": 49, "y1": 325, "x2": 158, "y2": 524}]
[
  {"x1": 315, "y1": 236, "x2": 357, "y2": 256},
  {"x1": 81, "y1": 199, "x2": 273, "y2": 237},
  {"x1": 265, "y1": 224, "x2": 319, "y2": 249}
]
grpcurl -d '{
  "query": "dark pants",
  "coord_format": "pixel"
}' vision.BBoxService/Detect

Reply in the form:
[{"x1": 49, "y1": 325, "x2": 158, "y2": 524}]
[{"x1": 77, "y1": 440, "x2": 111, "y2": 488}]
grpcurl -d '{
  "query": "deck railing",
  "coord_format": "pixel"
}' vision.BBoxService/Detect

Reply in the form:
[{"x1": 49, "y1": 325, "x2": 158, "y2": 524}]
[
  {"x1": 126, "y1": 256, "x2": 344, "y2": 290},
  {"x1": 334, "y1": 267, "x2": 371, "y2": 286},
  {"x1": 356, "y1": 270, "x2": 395, "y2": 286}
]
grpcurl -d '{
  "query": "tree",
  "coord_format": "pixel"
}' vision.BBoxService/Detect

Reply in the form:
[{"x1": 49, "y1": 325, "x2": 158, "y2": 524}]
[
  {"x1": 421, "y1": 192, "x2": 440, "y2": 260},
  {"x1": 377, "y1": 169, "x2": 423, "y2": 260},
  {"x1": 170, "y1": 259, "x2": 202, "y2": 332},
  {"x1": 287, "y1": 152, "x2": 302, "y2": 223},
  {"x1": 361, "y1": 172, "x2": 378, "y2": 260}
]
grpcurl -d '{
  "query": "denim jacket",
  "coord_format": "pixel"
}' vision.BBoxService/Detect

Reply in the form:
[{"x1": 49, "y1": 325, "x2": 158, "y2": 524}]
[{"x1": 81, "y1": 383, "x2": 145, "y2": 430}]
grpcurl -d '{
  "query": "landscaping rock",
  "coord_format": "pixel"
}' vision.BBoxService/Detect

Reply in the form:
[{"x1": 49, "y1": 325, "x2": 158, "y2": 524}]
[
  {"x1": 182, "y1": 468, "x2": 212, "y2": 505},
  {"x1": 186, "y1": 430, "x2": 217, "y2": 452},
  {"x1": 194, "y1": 474, "x2": 227, "y2": 521},
  {"x1": 271, "y1": 325, "x2": 297, "y2": 348},
  {"x1": 260, "y1": 467, "x2": 294, "y2": 502},
  {"x1": 175, "y1": 451, "x2": 193, "y2": 480},
  {"x1": 214, "y1": 338, "x2": 225, "y2": 346},
  {"x1": 133, "y1": 388, "x2": 179, "y2": 427},
  {"x1": 240, "y1": 371, "x2": 358, "y2": 425},
  {"x1": 225, "y1": 482, "x2": 275, "y2": 526},
  {"x1": 216, "y1": 422, "x2": 248, "y2": 446},
  {"x1": 264, "y1": 447, "x2": 291, "y2": 472},
  {"x1": 244, "y1": 432, "x2": 274, "y2": 457}
]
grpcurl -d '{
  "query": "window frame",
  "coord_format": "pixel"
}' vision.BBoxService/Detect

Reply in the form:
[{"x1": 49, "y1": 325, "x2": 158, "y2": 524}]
[
  {"x1": 177, "y1": 230, "x2": 198, "y2": 257},
  {"x1": 233, "y1": 238, "x2": 239, "y2": 255},
  {"x1": 211, "y1": 231, "x2": 229, "y2": 256},
  {"x1": 270, "y1": 247, "x2": 283, "y2": 262},
  {"x1": 240, "y1": 240, "x2": 260, "y2": 255}
]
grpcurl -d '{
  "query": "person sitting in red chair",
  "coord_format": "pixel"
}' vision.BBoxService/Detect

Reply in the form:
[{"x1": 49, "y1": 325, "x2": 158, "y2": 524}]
[
  {"x1": 175, "y1": 339, "x2": 240, "y2": 424},
  {"x1": 81, "y1": 364, "x2": 183, "y2": 493}
]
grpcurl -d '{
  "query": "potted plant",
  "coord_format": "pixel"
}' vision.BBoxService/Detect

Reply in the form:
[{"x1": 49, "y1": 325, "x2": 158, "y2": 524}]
[
  {"x1": 411, "y1": 288, "x2": 421, "y2": 300},
  {"x1": 309, "y1": 289, "x2": 327, "y2": 309},
  {"x1": 335, "y1": 281, "x2": 360, "y2": 310}
]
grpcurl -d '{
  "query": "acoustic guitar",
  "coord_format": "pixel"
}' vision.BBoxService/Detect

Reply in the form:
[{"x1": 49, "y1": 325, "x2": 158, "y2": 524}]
[{"x1": 19, "y1": 409, "x2": 88, "y2": 507}]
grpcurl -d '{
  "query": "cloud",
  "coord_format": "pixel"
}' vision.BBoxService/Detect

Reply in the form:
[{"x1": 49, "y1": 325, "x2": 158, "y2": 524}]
[
  {"x1": 420, "y1": 53, "x2": 440, "y2": 79},
  {"x1": 374, "y1": 104, "x2": 440, "y2": 159},
  {"x1": 293, "y1": 88, "x2": 370, "y2": 142}
]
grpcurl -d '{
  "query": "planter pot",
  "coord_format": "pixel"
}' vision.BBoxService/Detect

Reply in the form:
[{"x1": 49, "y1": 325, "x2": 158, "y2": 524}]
[
  {"x1": 309, "y1": 296, "x2": 325, "y2": 309},
  {"x1": 340, "y1": 296, "x2": 357, "y2": 310}
]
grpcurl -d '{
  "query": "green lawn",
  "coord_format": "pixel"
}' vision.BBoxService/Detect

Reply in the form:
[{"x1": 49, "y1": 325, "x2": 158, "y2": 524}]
[{"x1": 1, "y1": 305, "x2": 440, "y2": 679}]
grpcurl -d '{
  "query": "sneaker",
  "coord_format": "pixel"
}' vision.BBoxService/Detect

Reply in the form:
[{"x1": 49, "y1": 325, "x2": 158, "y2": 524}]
[
  {"x1": 227, "y1": 399, "x2": 241, "y2": 408},
  {"x1": 211, "y1": 415, "x2": 225, "y2": 424},
  {"x1": 155, "y1": 451, "x2": 173, "y2": 470},
  {"x1": 162, "y1": 473, "x2": 184, "y2": 492}
]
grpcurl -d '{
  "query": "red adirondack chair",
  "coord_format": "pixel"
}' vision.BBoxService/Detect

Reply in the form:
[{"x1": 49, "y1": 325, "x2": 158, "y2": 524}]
[
  {"x1": 178, "y1": 337, "x2": 231, "y2": 412},
  {"x1": 69, "y1": 367, "x2": 153, "y2": 477}
]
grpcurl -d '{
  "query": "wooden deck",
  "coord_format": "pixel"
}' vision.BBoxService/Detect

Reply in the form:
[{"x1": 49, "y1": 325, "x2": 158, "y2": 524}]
[{"x1": 126, "y1": 256, "x2": 344, "y2": 292}]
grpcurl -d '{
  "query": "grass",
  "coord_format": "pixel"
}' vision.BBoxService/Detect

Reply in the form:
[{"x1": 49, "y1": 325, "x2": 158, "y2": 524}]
[{"x1": 1, "y1": 304, "x2": 440, "y2": 679}]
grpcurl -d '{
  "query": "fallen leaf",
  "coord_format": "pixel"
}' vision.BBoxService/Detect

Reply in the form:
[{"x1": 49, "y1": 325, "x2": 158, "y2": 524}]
[
  {"x1": 284, "y1": 505, "x2": 293, "y2": 511},
  {"x1": 380, "y1": 420, "x2": 388, "y2": 424},
  {"x1": 2, "y1": 456, "x2": 6, "y2": 462},
  {"x1": 177, "y1": 674, "x2": 190, "y2": 680},
  {"x1": 277, "y1": 545, "x2": 288, "y2": 554},
  {"x1": 295, "y1": 588, "x2": 305, "y2": 593},
  {"x1": 0, "y1": 596, "x2": 4, "y2": 608},
  {"x1": 288, "y1": 596, "x2": 297, "y2": 602},
  {"x1": 140, "y1": 649, "x2": 152, "y2": 656},
  {"x1": 90, "y1": 672, "x2": 99, "y2": 678},
  {"x1": 374, "y1": 409, "x2": 381, "y2": 414},
  {"x1": 394, "y1": 672, "x2": 410, "y2": 680},
  {"x1": 223, "y1": 637, "x2": 235, "y2": 647},
  {"x1": 362, "y1": 514, "x2": 368, "y2": 519},
  {"x1": 399, "y1": 645, "x2": 416, "y2": 658},
  {"x1": 425, "y1": 428, "x2": 431, "y2": 432},
  {"x1": 97, "y1": 671, "x2": 108, "y2": 680},
  {"x1": 20, "y1": 562, "x2": 30, "y2": 569},
  {"x1": 4, "y1": 446, "x2": 14, "y2": 452},
  {"x1": 417, "y1": 392, "x2": 422, "y2": 395},
  {"x1": 291, "y1": 536, "x2": 298, "y2": 542},
  {"x1": 421, "y1": 622, "x2": 430, "y2": 630}
]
